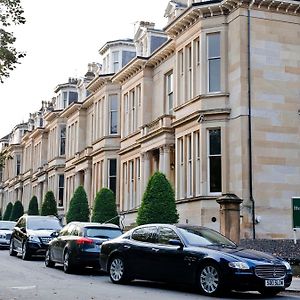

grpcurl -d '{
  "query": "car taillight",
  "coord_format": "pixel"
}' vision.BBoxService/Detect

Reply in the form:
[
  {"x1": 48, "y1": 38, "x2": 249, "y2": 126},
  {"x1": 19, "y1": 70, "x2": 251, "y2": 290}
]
[{"x1": 76, "y1": 237, "x2": 94, "y2": 245}]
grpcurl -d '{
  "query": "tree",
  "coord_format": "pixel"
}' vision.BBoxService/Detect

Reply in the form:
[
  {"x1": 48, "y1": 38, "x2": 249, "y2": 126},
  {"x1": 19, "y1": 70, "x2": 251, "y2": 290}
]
[
  {"x1": 3, "y1": 202, "x2": 12, "y2": 220},
  {"x1": 41, "y1": 191, "x2": 57, "y2": 216},
  {"x1": 28, "y1": 195, "x2": 39, "y2": 215},
  {"x1": 92, "y1": 188, "x2": 119, "y2": 225},
  {"x1": 0, "y1": 150, "x2": 12, "y2": 168},
  {"x1": 0, "y1": 0, "x2": 26, "y2": 83},
  {"x1": 66, "y1": 186, "x2": 89, "y2": 223},
  {"x1": 137, "y1": 171, "x2": 179, "y2": 225},
  {"x1": 10, "y1": 200, "x2": 24, "y2": 221}
]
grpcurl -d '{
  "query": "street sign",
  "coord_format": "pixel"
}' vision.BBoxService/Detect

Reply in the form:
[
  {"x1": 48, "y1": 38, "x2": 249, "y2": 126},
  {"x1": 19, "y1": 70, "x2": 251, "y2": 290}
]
[{"x1": 292, "y1": 197, "x2": 300, "y2": 228}]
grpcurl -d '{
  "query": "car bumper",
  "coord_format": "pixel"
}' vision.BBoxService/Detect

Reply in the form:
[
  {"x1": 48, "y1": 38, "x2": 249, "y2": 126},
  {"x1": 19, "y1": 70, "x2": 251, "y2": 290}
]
[
  {"x1": 26, "y1": 241, "x2": 49, "y2": 255},
  {"x1": 72, "y1": 249, "x2": 101, "y2": 267},
  {"x1": 0, "y1": 238, "x2": 10, "y2": 247},
  {"x1": 225, "y1": 270, "x2": 293, "y2": 291}
]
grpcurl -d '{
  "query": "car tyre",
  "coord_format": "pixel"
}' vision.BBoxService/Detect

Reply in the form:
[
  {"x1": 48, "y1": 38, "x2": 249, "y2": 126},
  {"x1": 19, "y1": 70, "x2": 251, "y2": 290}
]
[
  {"x1": 109, "y1": 256, "x2": 132, "y2": 284},
  {"x1": 21, "y1": 242, "x2": 31, "y2": 260},
  {"x1": 259, "y1": 288, "x2": 282, "y2": 297},
  {"x1": 197, "y1": 262, "x2": 224, "y2": 296},
  {"x1": 9, "y1": 239, "x2": 17, "y2": 256},
  {"x1": 45, "y1": 249, "x2": 55, "y2": 268},
  {"x1": 63, "y1": 250, "x2": 74, "y2": 273}
]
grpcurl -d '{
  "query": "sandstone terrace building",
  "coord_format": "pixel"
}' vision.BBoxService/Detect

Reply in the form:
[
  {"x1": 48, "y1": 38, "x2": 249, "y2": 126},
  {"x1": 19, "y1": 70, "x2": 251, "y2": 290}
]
[{"x1": 0, "y1": 0, "x2": 300, "y2": 239}]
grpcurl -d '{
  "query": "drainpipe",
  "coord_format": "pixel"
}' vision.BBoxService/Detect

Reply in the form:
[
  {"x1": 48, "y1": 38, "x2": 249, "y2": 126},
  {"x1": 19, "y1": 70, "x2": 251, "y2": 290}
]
[{"x1": 248, "y1": 3, "x2": 256, "y2": 239}]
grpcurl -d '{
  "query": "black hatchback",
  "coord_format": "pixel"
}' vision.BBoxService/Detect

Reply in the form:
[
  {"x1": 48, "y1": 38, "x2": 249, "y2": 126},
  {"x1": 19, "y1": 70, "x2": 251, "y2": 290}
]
[
  {"x1": 100, "y1": 224, "x2": 292, "y2": 297},
  {"x1": 45, "y1": 222, "x2": 122, "y2": 273},
  {"x1": 9, "y1": 215, "x2": 62, "y2": 260}
]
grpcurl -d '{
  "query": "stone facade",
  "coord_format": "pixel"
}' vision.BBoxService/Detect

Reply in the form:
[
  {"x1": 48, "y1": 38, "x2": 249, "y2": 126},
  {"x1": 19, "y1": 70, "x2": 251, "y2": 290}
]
[{"x1": 0, "y1": 0, "x2": 300, "y2": 239}]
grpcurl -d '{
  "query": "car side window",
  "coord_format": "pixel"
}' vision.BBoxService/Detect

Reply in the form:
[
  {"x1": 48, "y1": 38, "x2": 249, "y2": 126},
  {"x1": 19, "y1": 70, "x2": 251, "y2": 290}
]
[
  {"x1": 15, "y1": 218, "x2": 23, "y2": 228},
  {"x1": 158, "y1": 227, "x2": 181, "y2": 245},
  {"x1": 132, "y1": 226, "x2": 158, "y2": 243},
  {"x1": 71, "y1": 226, "x2": 80, "y2": 236},
  {"x1": 17, "y1": 218, "x2": 26, "y2": 229},
  {"x1": 59, "y1": 224, "x2": 70, "y2": 236}
]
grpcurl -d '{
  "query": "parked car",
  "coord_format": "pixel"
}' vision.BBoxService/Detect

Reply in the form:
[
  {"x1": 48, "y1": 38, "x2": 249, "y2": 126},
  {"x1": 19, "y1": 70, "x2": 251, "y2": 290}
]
[
  {"x1": 0, "y1": 221, "x2": 16, "y2": 248},
  {"x1": 100, "y1": 224, "x2": 292, "y2": 297},
  {"x1": 45, "y1": 222, "x2": 122, "y2": 273},
  {"x1": 9, "y1": 215, "x2": 62, "y2": 260}
]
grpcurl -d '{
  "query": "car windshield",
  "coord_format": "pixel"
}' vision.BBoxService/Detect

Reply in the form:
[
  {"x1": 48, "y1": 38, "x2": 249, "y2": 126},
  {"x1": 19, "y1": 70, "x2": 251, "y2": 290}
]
[
  {"x1": 178, "y1": 227, "x2": 236, "y2": 247},
  {"x1": 0, "y1": 222, "x2": 16, "y2": 230},
  {"x1": 84, "y1": 227, "x2": 122, "y2": 239},
  {"x1": 27, "y1": 218, "x2": 62, "y2": 231}
]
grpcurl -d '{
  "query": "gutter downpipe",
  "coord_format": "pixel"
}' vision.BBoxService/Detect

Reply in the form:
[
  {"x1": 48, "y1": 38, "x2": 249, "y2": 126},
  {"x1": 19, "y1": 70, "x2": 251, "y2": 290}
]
[{"x1": 248, "y1": 1, "x2": 256, "y2": 239}]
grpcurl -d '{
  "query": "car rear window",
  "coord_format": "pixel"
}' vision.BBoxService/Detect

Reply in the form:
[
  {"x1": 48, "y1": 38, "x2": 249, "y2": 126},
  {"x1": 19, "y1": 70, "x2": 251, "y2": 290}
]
[
  {"x1": 27, "y1": 218, "x2": 62, "y2": 231},
  {"x1": 84, "y1": 227, "x2": 122, "y2": 239}
]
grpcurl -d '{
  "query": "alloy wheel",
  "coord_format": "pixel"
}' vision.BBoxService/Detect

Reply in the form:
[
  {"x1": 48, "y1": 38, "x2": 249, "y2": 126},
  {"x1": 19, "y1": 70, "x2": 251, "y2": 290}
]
[
  {"x1": 199, "y1": 265, "x2": 220, "y2": 295},
  {"x1": 63, "y1": 251, "x2": 72, "y2": 273},
  {"x1": 22, "y1": 243, "x2": 30, "y2": 260},
  {"x1": 45, "y1": 250, "x2": 55, "y2": 268},
  {"x1": 9, "y1": 239, "x2": 17, "y2": 256},
  {"x1": 110, "y1": 258, "x2": 125, "y2": 283}
]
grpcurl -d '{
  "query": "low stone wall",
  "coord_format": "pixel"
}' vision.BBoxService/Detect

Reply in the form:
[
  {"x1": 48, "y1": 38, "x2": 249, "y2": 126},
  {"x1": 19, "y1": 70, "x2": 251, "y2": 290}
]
[{"x1": 239, "y1": 239, "x2": 300, "y2": 265}]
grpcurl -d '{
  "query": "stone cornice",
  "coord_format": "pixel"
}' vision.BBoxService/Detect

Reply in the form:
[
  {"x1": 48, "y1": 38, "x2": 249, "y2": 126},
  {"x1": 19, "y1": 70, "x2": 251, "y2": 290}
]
[
  {"x1": 111, "y1": 57, "x2": 147, "y2": 85},
  {"x1": 164, "y1": 0, "x2": 300, "y2": 39},
  {"x1": 86, "y1": 74, "x2": 114, "y2": 94},
  {"x1": 60, "y1": 102, "x2": 83, "y2": 119},
  {"x1": 44, "y1": 110, "x2": 62, "y2": 122}
]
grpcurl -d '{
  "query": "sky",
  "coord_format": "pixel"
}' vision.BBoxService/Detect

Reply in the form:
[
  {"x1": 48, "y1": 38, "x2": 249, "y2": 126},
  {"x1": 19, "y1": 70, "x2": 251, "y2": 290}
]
[{"x1": 0, "y1": 0, "x2": 170, "y2": 138}]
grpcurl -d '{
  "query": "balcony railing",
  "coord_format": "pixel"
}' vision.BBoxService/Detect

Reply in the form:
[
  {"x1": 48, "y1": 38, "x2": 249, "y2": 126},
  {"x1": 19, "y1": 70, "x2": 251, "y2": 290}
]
[{"x1": 141, "y1": 115, "x2": 174, "y2": 137}]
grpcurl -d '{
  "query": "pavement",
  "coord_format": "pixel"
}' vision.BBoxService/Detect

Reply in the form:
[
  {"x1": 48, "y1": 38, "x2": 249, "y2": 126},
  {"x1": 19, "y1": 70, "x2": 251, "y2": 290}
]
[{"x1": 287, "y1": 277, "x2": 300, "y2": 292}]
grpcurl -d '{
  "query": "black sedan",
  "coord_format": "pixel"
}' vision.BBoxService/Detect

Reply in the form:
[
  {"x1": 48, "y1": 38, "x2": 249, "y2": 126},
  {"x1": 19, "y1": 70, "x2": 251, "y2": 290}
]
[
  {"x1": 45, "y1": 222, "x2": 122, "y2": 273},
  {"x1": 100, "y1": 224, "x2": 292, "y2": 297}
]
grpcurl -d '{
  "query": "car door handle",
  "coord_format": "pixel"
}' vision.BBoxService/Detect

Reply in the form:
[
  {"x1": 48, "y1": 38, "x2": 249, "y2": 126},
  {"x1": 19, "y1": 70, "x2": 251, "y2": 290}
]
[
  {"x1": 124, "y1": 245, "x2": 131, "y2": 249},
  {"x1": 151, "y1": 248, "x2": 159, "y2": 252}
]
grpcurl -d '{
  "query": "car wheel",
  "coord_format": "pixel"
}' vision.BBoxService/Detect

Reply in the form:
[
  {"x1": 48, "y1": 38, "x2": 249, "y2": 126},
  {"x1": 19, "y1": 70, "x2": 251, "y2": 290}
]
[
  {"x1": 63, "y1": 250, "x2": 73, "y2": 273},
  {"x1": 259, "y1": 288, "x2": 282, "y2": 297},
  {"x1": 109, "y1": 256, "x2": 131, "y2": 284},
  {"x1": 9, "y1": 239, "x2": 17, "y2": 256},
  {"x1": 45, "y1": 249, "x2": 55, "y2": 268},
  {"x1": 21, "y1": 242, "x2": 31, "y2": 260},
  {"x1": 197, "y1": 262, "x2": 223, "y2": 296}
]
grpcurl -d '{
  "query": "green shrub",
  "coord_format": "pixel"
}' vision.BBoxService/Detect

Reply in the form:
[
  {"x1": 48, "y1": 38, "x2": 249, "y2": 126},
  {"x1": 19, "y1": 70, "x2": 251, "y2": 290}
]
[
  {"x1": 10, "y1": 201, "x2": 24, "y2": 221},
  {"x1": 3, "y1": 202, "x2": 13, "y2": 221},
  {"x1": 137, "y1": 171, "x2": 179, "y2": 225},
  {"x1": 92, "y1": 188, "x2": 119, "y2": 225},
  {"x1": 41, "y1": 191, "x2": 58, "y2": 216},
  {"x1": 66, "y1": 186, "x2": 89, "y2": 223},
  {"x1": 28, "y1": 195, "x2": 39, "y2": 215}
]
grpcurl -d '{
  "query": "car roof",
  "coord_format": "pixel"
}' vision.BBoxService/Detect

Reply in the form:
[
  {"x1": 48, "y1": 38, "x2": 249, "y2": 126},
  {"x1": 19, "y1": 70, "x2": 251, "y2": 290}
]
[
  {"x1": 23, "y1": 215, "x2": 59, "y2": 219},
  {"x1": 67, "y1": 222, "x2": 120, "y2": 229}
]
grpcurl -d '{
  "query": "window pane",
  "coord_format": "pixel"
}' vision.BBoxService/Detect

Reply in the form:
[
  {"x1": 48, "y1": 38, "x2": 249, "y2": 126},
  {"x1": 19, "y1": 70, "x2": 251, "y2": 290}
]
[
  {"x1": 109, "y1": 177, "x2": 116, "y2": 195},
  {"x1": 110, "y1": 111, "x2": 117, "y2": 134},
  {"x1": 209, "y1": 59, "x2": 221, "y2": 92},
  {"x1": 209, "y1": 156, "x2": 221, "y2": 192},
  {"x1": 209, "y1": 129, "x2": 221, "y2": 155},
  {"x1": 158, "y1": 227, "x2": 180, "y2": 244},
  {"x1": 109, "y1": 159, "x2": 117, "y2": 176},
  {"x1": 69, "y1": 92, "x2": 78, "y2": 104},
  {"x1": 208, "y1": 33, "x2": 220, "y2": 58}
]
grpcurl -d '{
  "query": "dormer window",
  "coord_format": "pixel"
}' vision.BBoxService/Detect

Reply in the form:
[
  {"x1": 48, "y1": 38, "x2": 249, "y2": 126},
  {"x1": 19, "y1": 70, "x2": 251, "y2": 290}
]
[{"x1": 112, "y1": 51, "x2": 119, "y2": 73}]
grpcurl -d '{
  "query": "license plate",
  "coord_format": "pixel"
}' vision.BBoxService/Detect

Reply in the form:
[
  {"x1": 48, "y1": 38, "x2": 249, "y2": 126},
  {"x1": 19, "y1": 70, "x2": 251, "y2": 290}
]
[{"x1": 265, "y1": 279, "x2": 284, "y2": 287}]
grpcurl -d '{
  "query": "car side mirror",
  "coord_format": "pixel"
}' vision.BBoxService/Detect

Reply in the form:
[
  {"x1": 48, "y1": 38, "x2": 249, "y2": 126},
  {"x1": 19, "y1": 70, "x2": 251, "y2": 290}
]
[{"x1": 169, "y1": 239, "x2": 184, "y2": 250}]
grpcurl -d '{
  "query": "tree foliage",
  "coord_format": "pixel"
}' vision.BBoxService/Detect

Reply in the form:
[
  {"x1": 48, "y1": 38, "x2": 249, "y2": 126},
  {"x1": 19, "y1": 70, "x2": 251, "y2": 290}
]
[
  {"x1": 0, "y1": 150, "x2": 12, "y2": 168},
  {"x1": 66, "y1": 186, "x2": 89, "y2": 223},
  {"x1": 41, "y1": 191, "x2": 58, "y2": 216},
  {"x1": 0, "y1": 0, "x2": 26, "y2": 83},
  {"x1": 28, "y1": 195, "x2": 39, "y2": 215},
  {"x1": 10, "y1": 200, "x2": 23, "y2": 221},
  {"x1": 92, "y1": 188, "x2": 119, "y2": 225},
  {"x1": 3, "y1": 202, "x2": 12, "y2": 220},
  {"x1": 137, "y1": 171, "x2": 179, "y2": 225}
]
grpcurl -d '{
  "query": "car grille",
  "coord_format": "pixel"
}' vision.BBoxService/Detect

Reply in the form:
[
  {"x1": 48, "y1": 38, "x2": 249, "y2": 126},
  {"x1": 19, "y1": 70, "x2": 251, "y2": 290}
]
[
  {"x1": 255, "y1": 265, "x2": 286, "y2": 279},
  {"x1": 40, "y1": 237, "x2": 52, "y2": 244},
  {"x1": 5, "y1": 234, "x2": 11, "y2": 240}
]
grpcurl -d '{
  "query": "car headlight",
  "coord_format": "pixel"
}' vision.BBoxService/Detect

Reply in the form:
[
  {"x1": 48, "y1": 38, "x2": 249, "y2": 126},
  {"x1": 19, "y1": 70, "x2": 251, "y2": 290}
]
[
  {"x1": 228, "y1": 262, "x2": 250, "y2": 270},
  {"x1": 283, "y1": 261, "x2": 291, "y2": 270},
  {"x1": 28, "y1": 235, "x2": 40, "y2": 243}
]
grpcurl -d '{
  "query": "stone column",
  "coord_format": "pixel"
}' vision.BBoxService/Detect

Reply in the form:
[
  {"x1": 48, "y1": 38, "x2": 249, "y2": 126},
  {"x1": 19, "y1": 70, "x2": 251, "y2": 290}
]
[
  {"x1": 75, "y1": 172, "x2": 81, "y2": 188},
  {"x1": 216, "y1": 193, "x2": 243, "y2": 244},
  {"x1": 84, "y1": 167, "x2": 92, "y2": 208},
  {"x1": 163, "y1": 146, "x2": 171, "y2": 179},
  {"x1": 39, "y1": 183, "x2": 43, "y2": 206},
  {"x1": 159, "y1": 147, "x2": 164, "y2": 172},
  {"x1": 143, "y1": 152, "x2": 151, "y2": 189}
]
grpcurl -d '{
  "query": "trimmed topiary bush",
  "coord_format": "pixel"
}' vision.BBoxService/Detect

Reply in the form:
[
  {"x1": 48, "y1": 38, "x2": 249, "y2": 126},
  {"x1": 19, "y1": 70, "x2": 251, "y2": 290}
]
[
  {"x1": 28, "y1": 195, "x2": 39, "y2": 215},
  {"x1": 92, "y1": 188, "x2": 119, "y2": 225},
  {"x1": 137, "y1": 171, "x2": 179, "y2": 225},
  {"x1": 10, "y1": 200, "x2": 24, "y2": 221},
  {"x1": 3, "y1": 202, "x2": 13, "y2": 221},
  {"x1": 66, "y1": 186, "x2": 89, "y2": 223},
  {"x1": 41, "y1": 191, "x2": 58, "y2": 216}
]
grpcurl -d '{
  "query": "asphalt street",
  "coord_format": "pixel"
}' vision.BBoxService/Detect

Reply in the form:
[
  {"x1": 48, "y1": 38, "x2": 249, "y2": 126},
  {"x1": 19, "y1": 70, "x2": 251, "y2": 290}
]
[{"x1": 0, "y1": 250, "x2": 299, "y2": 300}]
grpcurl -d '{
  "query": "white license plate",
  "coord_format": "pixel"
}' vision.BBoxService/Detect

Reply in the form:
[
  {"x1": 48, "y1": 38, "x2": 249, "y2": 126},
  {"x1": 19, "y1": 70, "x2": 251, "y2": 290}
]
[{"x1": 265, "y1": 279, "x2": 284, "y2": 287}]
